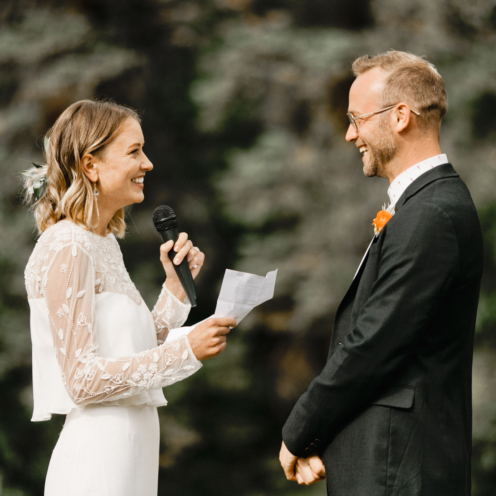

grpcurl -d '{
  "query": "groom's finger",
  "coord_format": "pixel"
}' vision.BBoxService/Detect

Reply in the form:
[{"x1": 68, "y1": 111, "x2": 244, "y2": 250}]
[
  {"x1": 296, "y1": 459, "x2": 316, "y2": 485},
  {"x1": 279, "y1": 442, "x2": 298, "y2": 481},
  {"x1": 308, "y1": 455, "x2": 326, "y2": 477}
]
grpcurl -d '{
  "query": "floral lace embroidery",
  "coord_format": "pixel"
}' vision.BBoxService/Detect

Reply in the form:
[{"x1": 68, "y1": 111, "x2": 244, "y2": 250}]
[
  {"x1": 152, "y1": 284, "x2": 190, "y2": 344},
  {"x1": 25, "y1": 220, "x2": 201, "y2": 405},
  {"x1": 25, "y1": 220, "x2": 142, "y2": 305}
]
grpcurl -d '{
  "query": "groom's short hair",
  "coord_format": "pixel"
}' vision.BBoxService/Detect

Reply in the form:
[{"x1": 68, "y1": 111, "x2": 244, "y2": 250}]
[{"x1": 352, "y1": 50, "x2": 447, "y2": 133}]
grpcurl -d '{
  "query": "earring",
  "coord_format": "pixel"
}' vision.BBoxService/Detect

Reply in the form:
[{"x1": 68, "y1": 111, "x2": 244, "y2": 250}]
[{"x1": 93, "y1": 184, "x2": 100, "y2": 220}]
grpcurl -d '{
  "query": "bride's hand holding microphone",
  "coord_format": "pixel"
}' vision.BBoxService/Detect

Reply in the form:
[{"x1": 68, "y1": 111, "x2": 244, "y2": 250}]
[
  {"x1": 160, "y1": 233, "x2": 236, "y2": 360},
  {"x1": 160, "y1": 232, "x2": 203, "y2": 301}
]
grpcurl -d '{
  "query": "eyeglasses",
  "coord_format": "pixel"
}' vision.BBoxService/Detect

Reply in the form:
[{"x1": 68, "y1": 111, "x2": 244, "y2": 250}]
[{"x1": 347, "y1": 104, "x2": 420, "y2": 133}]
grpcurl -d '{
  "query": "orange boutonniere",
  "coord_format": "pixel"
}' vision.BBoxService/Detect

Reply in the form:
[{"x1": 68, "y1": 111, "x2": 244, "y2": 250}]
[{"x1": 372, "y1": 203, "x2": 395, "y2": 236}]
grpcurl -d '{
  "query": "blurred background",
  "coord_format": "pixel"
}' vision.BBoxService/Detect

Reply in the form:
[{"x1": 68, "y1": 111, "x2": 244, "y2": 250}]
[{"x1": 1, "y1": 0, "x2": 496, "y2": 494}]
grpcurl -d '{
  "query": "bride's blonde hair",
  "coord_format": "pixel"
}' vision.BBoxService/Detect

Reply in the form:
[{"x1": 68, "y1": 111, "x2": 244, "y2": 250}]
[{"x1": 23, "y1": 99, "x2": 140, "y2": 238}]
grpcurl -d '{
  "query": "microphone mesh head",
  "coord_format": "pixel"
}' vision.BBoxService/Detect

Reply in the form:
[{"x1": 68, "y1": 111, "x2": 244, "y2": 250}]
[{"x1": 153, "y1": 205, "x2": 178, "y2": 232}]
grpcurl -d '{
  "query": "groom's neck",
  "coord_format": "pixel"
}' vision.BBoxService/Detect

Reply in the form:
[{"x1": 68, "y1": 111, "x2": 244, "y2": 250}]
[{"x1": 385, "y1": 137, "x2": 442, "y2": 184}]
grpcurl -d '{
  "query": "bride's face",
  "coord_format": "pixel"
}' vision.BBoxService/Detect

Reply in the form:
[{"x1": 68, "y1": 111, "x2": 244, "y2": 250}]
[{"x1": 94, "y1": 118, "x2": 153, "y2": 212}]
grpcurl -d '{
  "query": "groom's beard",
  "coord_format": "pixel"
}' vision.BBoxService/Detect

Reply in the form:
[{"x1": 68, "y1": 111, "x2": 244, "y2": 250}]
[{"x1": 362, "y1": 119, "x2": 397, "y2": 178}]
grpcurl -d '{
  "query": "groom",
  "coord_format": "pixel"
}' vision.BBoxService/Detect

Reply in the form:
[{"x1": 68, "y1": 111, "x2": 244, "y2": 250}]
[{"x1": 279, "y1": 50, "x2": 484, "y2": 495}]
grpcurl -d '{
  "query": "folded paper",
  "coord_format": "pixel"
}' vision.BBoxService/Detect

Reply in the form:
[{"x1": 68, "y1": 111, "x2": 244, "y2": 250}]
[{"x1": 166, "y1": 269, "x2": 278, "y2": 341}]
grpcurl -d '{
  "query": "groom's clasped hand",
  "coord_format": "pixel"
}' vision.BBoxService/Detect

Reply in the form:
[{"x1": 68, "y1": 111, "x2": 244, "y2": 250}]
[{"x1": 279, "y1": 442, "x2": 326, "y2": 485}]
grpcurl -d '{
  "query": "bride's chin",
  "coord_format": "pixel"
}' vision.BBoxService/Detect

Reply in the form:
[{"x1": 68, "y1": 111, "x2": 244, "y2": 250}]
[{"x1": 131, "y1": 192, "x2": 145, "y2": 204}]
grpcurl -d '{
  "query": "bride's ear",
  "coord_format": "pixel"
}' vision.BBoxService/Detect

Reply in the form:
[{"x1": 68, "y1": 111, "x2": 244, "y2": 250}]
[{"x1": 81, "y1": 153, "x2": 98, "y2": 183}]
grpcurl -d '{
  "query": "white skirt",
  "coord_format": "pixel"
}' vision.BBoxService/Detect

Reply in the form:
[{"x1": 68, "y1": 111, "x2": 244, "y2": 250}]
[{"x1": 45, "y1": 404, "x2": 160, "y2": 496}]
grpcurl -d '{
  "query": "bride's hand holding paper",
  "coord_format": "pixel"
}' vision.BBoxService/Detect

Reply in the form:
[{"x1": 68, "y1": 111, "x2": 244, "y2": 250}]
[
  {"x1": 166, "y1": 268, "x2": 278, "y2": 343},
  {"x1": 158, "y1": 234, "x2": 276, "y2": 361},
  {"x1": 187, "y1": 317, "x2": 236, "y2": 360}
]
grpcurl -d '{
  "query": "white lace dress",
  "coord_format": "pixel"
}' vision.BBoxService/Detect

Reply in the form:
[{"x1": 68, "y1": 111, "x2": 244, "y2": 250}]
[{"x1": 24, "y1": 220, "x2": 202, "y2": 496}]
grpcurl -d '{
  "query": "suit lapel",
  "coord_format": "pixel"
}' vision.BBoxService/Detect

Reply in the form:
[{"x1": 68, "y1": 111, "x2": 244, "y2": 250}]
[{"x1": 354, "y1": 236, "x2": 375, "y2": 279}]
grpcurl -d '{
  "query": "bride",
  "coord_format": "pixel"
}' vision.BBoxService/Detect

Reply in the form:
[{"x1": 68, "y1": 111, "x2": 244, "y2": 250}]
[{"x1": 23, "y1": 99, "x2": 236, "y2": 496}]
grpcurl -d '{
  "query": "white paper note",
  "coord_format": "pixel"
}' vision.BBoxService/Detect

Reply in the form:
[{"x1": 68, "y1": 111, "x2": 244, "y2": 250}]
[
  {"x1": 166, "y1": 269, "x2": 278, "y2": 341},
  {"x1": 214, "y1": 269, "x2": 278, "y2": 322}
]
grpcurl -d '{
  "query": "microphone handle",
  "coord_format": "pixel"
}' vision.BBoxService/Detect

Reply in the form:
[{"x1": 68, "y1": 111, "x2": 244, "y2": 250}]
[{"x1": 158, "y1": 227, "x2": 197, "y2": 307}]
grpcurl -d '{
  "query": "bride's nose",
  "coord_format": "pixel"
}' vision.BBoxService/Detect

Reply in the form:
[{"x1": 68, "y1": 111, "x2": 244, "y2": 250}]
[{"x1": 141, "y1": 152, "x2": 153, "y2": 171}]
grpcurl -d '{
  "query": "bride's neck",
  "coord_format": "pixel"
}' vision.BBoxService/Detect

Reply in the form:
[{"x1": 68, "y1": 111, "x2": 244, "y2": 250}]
[{"x1": 78, "y1": 207, "x2": 115, "y2": 238}]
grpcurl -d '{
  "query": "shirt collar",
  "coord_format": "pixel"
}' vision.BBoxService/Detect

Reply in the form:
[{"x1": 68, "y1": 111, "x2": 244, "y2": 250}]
[{"x1": 387, "y1": 154, "x2": 449, "y2": 206}]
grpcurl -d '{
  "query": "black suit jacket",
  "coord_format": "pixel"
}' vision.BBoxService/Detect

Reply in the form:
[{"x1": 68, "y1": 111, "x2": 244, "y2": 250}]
[{"x1": 282, "y1": 164, "x2": 483, "y2": 496}]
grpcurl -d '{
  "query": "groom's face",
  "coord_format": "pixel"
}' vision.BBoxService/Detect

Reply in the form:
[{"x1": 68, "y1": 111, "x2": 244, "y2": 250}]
[{"x1": 346, "y1": 68, "x2": 398, "y2": 178}]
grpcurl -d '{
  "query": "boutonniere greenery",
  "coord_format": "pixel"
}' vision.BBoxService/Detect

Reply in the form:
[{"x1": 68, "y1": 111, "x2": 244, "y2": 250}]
[{"x1": 372, "y1": 203, "x2": 395, "y2": 236}]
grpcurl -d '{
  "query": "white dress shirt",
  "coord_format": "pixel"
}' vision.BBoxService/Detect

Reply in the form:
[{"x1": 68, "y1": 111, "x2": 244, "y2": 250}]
[{"x1": 387, "y1": 154, "x2": 449, "y2": 206}]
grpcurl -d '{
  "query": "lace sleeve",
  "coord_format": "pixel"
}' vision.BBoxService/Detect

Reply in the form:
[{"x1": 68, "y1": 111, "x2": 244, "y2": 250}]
[
  {"x1": 44, "y1": 241, "x2": 202, "y2": 406},
  {"x1": 151, "y1": 284, "x2": 191, "y2": 344}
]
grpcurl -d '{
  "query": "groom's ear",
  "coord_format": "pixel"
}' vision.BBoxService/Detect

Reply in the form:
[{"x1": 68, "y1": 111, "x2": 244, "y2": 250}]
[{"x1": 393, "y1": 103, "x2": 412, "y2": 134}]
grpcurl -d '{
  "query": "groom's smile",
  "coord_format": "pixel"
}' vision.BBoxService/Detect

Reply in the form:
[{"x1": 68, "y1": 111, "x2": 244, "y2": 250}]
[{"x1": 358, "y1": 144, "x2": 369, "y2": 160}]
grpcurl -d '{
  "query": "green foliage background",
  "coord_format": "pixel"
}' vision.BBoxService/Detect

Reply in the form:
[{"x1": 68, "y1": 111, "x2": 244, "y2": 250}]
[{"x1": 1, "y1": 0, "x2": 496, "y2": 494}]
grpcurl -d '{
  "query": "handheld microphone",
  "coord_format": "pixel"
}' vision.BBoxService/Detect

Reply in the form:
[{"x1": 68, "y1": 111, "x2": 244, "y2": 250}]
[{"x1": 152, "y1": 205, "x2": 197, "y2": 307}]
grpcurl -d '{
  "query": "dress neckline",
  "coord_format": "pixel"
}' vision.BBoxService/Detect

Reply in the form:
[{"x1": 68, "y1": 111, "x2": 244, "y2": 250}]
[{"x1": 57, "y1": 220, "x2": 112, "y2": 241}]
